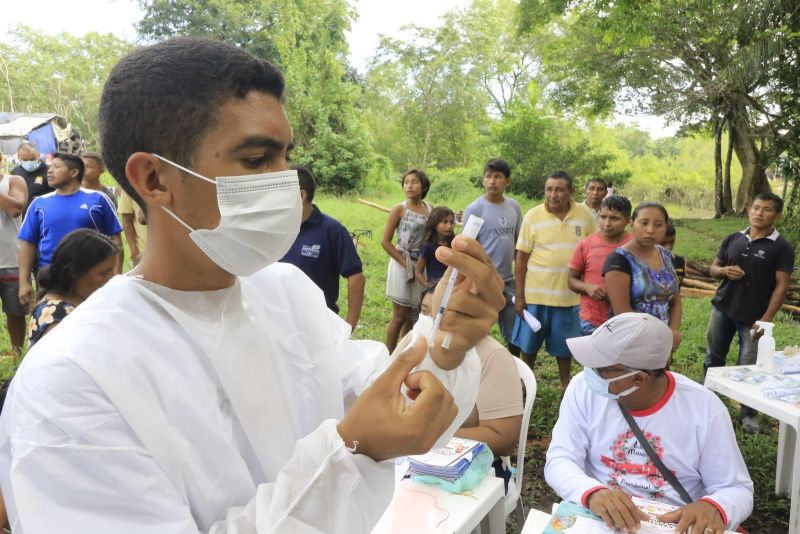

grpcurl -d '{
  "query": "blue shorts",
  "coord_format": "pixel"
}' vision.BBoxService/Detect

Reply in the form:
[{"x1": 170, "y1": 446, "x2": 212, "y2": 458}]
[{"x1": 511, "y1": 304, "x2": 580, "y2": 359}]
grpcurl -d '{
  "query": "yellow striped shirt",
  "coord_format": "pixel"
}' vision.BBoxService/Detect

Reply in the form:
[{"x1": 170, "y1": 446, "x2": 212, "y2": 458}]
[{"x1": 516, "y1": 202, "x2": 597, "y2": 306}]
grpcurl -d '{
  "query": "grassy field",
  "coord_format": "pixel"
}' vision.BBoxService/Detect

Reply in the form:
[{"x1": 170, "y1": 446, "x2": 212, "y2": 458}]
[{"x1": 0, "y1": 188, "x2": 794, "y2": 532}]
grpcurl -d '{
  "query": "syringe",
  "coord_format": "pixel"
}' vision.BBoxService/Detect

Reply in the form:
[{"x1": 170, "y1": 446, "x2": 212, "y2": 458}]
[{"x1": 427, "y1": 215, "x2": 484, "y2": 347}]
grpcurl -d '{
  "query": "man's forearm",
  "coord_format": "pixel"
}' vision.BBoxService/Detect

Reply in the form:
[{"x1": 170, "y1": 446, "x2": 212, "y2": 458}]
[
  {"x1": 761, "y1": 281, "x2": 789, "y2": 322},
  {"x1": 514, "y1": 251, "x2": 529, "y2": 298},
  {"x1": 112, "y1": 234, "x2": 124, "y2": 273},
  {"x1": 345, "y1": 273, "x2": 365, "y2": 332},
  {"x1": 18, "y1": 241, "x2": 36, "y2": 281}
]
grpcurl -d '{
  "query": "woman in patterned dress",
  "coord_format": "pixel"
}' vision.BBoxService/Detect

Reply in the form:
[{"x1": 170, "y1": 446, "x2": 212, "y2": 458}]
[
  {"x1": 603, "y1": 202, "x2": 682, "y2": 352},
  {"x1": 28, "y1": 229, "x2": 120, "y2": 346}
]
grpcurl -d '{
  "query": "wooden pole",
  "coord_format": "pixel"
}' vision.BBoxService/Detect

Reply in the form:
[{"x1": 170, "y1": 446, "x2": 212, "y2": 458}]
[{"x1": 356, "y1": 198, "x2": 391, "y2": 213}]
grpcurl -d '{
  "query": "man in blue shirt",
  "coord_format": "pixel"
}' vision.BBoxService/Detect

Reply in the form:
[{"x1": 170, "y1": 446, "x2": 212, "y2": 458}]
[
  {"x1": 18, "y1": 153, "x2": 123, "y2": 307},
  {"x1": 279, "y1": 166, "x2": 365, "y2": 332}
]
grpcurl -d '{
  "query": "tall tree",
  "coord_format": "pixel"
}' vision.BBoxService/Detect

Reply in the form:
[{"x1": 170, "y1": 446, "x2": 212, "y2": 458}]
[
  {"x1": 138, "y1": 0, "x2": 375, "y2": 193},
  {"x1": 365, "y1": 22, "x2": 487, "y2": 171},
  {"x1": 521, "y1": 0, "x2": 800, "y2": 215},
  {"x1": 0, "y1": 28, "x2": 132, "y2": 148}
]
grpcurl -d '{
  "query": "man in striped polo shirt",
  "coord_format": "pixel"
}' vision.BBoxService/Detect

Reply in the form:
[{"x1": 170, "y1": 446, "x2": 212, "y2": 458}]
[{"x1": 513, "y1": 171, "x2": 597, "y2": 391}]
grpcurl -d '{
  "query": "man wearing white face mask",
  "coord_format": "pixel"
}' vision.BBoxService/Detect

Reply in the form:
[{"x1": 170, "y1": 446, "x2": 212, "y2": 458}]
[
  {"x1": 545, "y1": 312, "x2": 753, "y2": 534},
  {"x1": 0, "y1": 39, "x2": 506, "y2": 533}
]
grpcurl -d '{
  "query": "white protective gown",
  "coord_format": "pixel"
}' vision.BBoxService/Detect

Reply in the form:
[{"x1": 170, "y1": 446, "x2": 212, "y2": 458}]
[{"x1": 0, "y1": 263, "x2": 480, "y2": 533}]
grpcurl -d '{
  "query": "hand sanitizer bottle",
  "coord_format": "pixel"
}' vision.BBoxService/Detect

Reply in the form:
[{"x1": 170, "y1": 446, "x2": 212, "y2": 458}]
[{"x1": 755, "y1": 321, "x2": 775, "y2": 372}]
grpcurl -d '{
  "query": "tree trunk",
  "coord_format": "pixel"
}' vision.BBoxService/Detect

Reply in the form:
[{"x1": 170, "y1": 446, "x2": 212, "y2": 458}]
[
  {"x1": 713, "y1": 116, "x2": 724, "y2": 218},
  {"x1": 723, "y1": 123, "x2": 734, "y2": 214},
  {"x1": 732, "y1": 119, "x2": 770, "y2": 214}
]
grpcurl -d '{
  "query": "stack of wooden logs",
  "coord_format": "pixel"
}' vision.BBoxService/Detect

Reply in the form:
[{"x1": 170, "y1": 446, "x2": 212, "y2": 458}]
[{"x1": 682, "y1": 260, "x2": 800, "y2": 317}]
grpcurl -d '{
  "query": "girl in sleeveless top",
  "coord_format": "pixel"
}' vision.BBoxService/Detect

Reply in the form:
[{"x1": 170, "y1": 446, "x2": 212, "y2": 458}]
[{"x1": 381, "y1": 170, "x2": 432, "y2": 352}]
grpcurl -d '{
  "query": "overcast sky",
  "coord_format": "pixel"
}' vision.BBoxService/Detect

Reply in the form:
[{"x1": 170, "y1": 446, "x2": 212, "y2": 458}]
[{"x1": 2, "y1": 0, "x2": 674, "y2": 136}]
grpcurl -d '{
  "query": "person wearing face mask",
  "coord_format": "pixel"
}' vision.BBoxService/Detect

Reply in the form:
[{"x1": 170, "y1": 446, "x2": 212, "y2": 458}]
[
  {"x1": 395, "y1": 281, "x2": 523, "y2": 492},
  {"x1": 545, "y1": 312, "x2": 753, "y2": 534},
  {"x1": 10, "y1": 142, "x2": 52, "y2": 209},
  {"x1": 0, "y1": 38, "x2": 506, "y2": 533}
]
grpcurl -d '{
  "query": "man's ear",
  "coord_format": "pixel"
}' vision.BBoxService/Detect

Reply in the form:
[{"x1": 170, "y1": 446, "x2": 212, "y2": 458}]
[
  {"x1": 125, "y1": 152, "x2": 172, "y2": 208},
  {"x1": 300, "y1": 189, "x2": 308, "y2": 204},
  {"x1": 632, "y1": 371, "x2": 651, "y2": 386}
]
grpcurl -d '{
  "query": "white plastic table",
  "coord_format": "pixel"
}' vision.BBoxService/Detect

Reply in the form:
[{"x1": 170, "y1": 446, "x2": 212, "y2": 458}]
[
  {"x1": 521, "y1": 507, "x2": 739, "y2": 533},
  {"x1": 371, "y1": 462, "x2": 505, "y2": 534},
  {"x1": 705, "y1": 365, "x2": 800, "y2": 533}
]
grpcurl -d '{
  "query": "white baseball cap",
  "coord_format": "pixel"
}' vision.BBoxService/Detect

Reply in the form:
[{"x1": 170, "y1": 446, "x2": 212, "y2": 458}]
[{"x1": 566, "y1": 312, "x2": 672, "y2": 370}]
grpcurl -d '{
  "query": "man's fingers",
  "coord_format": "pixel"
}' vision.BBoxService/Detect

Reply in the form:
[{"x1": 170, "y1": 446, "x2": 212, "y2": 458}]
[
  {"x1": 657, "y1": 510, "x2": 680, "y2": 524},
  {"x1": 400, "y1": 371, "x2": 456, "y2": 448},
  {"x1": 435, "y1": 237, "x2": 504, "y2": 309},
  {"x1": 375, "y1": 337, "x2": 428, "y2": 389}
]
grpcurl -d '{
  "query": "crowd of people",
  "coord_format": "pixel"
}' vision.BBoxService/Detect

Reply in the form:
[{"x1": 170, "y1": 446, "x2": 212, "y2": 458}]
[{"x1": 0, "y1": 36, "x2": 793, "y2": 533}]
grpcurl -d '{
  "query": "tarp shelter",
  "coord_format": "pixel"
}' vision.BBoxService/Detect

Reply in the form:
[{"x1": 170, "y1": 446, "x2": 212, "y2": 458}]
[{"x1": 0, "y1": 112, "x2": 82, "y2": 157}]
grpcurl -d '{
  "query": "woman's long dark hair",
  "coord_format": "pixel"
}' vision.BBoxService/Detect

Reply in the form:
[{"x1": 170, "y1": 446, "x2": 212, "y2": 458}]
[
  {"x1": 423, "y1": 206, "x2": 455, "y2": 249},
  {"x1": 36, "y1": 229, "x2": 120, "y2": 300}
]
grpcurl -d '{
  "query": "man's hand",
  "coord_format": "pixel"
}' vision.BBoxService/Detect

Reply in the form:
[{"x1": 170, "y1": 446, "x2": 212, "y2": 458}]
[
  {"x1": 18, "y1": 280, "x2": 33, "y2": 308},
  {"x1": 514, "y1": 294, "x2": 526, "y2": 316},
  {"x1": 336, "y1": 337, "x2": 457, "y2": 461},
  {"x1": 658, "y1": 500, "x2": 725, "y2": 534},
  {"x1": 587, "y1": 489, "x2": 648, "y2": 532},
  {"x1": 429, "y1": 235, "x2": 505, "y2": 369},
  {"x1": 724, "y1": 265, "x2": 745, "y2": 280},
  {"x1": 130, "y1": 247, "x2": 141, "y2": 267},
  {"x1": 586, "y1": 284, "x2": 608, "y2": 301}
]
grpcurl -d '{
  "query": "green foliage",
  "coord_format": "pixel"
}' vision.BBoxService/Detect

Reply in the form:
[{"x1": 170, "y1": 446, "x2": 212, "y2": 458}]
[
  {"x1": 137, "y1": 0, "x2": 375, "y2": 192},
  {"x1": 0, "y1": 28, "x2": 133, "y2": 148},
  {"x1": 493, "y1": 97, "x2": 623, "y2": 198}
]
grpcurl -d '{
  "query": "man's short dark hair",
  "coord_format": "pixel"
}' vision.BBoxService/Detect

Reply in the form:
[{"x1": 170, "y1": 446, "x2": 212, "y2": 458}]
[
  {"x1": 600, "y1": 195, "x2": 632, "y2": 217},
  {"x1": 82, "y1": 152, "x2": 105, "y2": 168},
  {"x1": 293, "y1": 165, "x2": 317, "y2": 203},
  {"x1": 547, "y1": 170, "x2": 573, "y2": 189},
  {"x1": 484, "y1": 158, "x2": 510, "y2": 179},
  {"x1": 99, "y1": 38, "x2": 285, "y2": 210},
  {"x1": 586, "y1": 177, "x2": 607, "y2": 190},
  {"x1": 753, "y1": 192, "x2": 784, "y2": 213},
  {"x1": 17, "y1": 141, "x2": 38, "y2": 154},
  {"x1": 54, "y1": 152, "x2": 85, "y2": 182}
]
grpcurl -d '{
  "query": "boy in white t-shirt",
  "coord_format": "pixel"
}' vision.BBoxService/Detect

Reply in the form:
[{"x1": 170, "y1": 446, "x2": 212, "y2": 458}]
[{"x1": 545, "y1": 312, "x2": 753, "y2": 534}]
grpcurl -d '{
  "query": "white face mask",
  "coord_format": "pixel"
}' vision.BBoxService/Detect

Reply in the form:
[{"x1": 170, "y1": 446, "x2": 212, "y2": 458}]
[
  {"x1": 153, "y1": 154, "x2": 301, "y2": 277},
  {"x1": 584, "y1": 367, "x2": 640, "y2": 399}
]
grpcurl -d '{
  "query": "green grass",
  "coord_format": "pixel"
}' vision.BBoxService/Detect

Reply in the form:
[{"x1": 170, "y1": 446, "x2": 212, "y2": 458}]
[
  {"x1": 0, "y1": 191, "x2": 793, "y2": 532},
  {"x1": 672, "y1": 217, "x2": 748, "y2": 263}
]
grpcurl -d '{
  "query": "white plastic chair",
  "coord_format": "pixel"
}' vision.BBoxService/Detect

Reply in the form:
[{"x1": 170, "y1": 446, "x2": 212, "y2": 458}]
[{"x1": 505, "y1": 357, "x2": 537, "y2": 523}]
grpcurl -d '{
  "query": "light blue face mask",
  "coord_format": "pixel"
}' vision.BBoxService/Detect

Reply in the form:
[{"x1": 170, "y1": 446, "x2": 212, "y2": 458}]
[
  {"x1": 584, "y1": 367, "x2": 640, "y2": 400},
  {"x1": 20, "y1": 160, "x2": 40, "y2": 172}
]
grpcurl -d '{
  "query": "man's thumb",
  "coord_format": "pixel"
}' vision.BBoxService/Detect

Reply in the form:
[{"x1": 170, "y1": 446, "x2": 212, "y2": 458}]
[{"x1": 378, "y1": 336, "x2": 428, "y2": 387}]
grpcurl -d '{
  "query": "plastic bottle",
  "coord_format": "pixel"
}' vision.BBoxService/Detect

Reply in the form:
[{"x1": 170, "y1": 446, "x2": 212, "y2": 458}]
[{"x1": 755, "y1": 321, "x2": 776, "y2": 371}]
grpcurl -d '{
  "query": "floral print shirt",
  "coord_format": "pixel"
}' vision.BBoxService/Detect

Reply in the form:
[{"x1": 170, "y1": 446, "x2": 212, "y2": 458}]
[{"x1": 28, "y1": 298, "x2": 75, "y2": 347}]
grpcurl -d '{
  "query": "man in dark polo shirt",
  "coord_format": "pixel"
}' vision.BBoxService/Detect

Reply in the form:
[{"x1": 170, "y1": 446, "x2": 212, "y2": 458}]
[
  {"x1": 705, "y1": 192, "x2": 795, "y2": 432},
  {"x1": 279, "y1": 166, "x2": 365, "y2": 333},
  {"x1": 11, "y1": 142, "x2": 52, "y2": 210}
]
